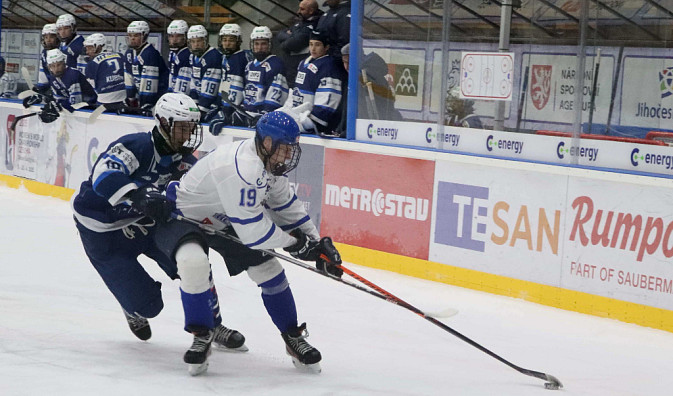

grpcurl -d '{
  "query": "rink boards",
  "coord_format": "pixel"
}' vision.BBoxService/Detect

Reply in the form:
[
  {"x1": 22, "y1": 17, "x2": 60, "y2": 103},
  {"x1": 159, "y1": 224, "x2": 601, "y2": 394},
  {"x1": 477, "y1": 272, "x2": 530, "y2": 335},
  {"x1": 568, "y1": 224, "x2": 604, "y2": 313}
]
[{"x1": 1, "y1": 101, "x2": 671, "y2": 333}]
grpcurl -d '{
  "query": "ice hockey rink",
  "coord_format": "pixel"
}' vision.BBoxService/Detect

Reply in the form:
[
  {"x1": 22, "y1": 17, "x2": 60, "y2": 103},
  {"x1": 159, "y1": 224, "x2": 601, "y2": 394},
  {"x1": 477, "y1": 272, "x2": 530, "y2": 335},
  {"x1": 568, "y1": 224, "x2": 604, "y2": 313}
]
[{"x1": 1, "y1": 185, "x2": 672, "y2": 396}]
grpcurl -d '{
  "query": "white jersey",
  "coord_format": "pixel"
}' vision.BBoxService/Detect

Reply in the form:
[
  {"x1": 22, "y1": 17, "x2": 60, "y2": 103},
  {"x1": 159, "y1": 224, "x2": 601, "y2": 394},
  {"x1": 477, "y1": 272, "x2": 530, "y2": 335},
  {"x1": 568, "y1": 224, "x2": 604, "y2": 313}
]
[{"x1": 171, "y1": 139, "x2": 319, "y2": 250}]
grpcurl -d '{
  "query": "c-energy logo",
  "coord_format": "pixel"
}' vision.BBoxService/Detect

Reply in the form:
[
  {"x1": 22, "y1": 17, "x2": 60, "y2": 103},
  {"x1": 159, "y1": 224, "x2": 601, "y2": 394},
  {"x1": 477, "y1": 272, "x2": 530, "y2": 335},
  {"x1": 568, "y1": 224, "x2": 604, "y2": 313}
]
[
  {"x1": 630, "y1": 147, "x2": 673, "y2": 170},
  {"x1": 425, "y1": 127, "x2": 461, "y2": 146},
  {"x1": 366, "y1": 123, "x2": 398, "y2": 140},
  {"x1": 557, "y1": 141, "x2": 599, "y2": 161},
  {"x1": 486, "y1": 135, "x2": 524, "y2": 154}
]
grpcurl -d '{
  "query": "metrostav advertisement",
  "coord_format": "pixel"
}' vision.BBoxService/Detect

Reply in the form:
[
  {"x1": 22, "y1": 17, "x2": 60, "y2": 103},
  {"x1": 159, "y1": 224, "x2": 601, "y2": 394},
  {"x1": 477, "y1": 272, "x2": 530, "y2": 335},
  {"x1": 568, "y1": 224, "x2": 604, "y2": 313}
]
[{"x1": 320, "y1": 149, "x2": 434, "y2": 259}]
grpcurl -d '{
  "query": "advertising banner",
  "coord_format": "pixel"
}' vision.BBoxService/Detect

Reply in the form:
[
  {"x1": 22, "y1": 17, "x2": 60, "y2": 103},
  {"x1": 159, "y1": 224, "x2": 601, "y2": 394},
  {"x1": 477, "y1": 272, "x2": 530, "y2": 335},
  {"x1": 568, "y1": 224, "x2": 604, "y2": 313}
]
[
  {"x1": 563, "y1": 178, "x2": 673, "y2": 311},
  {"x1": 430, "y1": 160, "x2": 566, "y2": 285},
  {"x1": 520, "y1": 52, "x2": 614, "y2": 126},
  {"x1": 321, "y1": 149, "x2": 434, "y2": 259},
  {"x1": 619, "y1": 50, "x2": 673, "y2": 130}
]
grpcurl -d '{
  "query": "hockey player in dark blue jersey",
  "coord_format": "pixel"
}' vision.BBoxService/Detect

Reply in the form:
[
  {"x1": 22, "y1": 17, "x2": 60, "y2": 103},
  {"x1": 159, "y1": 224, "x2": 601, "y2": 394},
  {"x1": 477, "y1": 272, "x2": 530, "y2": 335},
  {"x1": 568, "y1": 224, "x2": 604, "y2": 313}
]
[
  {"x1": 219, "y1": 24, "x2": 252, "y2": 116},
  {"x1": 238, "y1": 26, "x2": 288, "y2": 121},
  {"x1": 37, "y1": 24, "x2": 59, "y2": 94},
  {"x1": 83, "y1": 33, "x2": 126, "y2": 110},
  {"x1": 167, "y1": 20, "x2": 192, "y2": 95},
  {"x1": 72, "y1": 92, "x2": 246, "y2": 355},
  {"x1": 46, "y1": 49, "x2": 97, "y2": 111},
  {"x1": 284, "y1": 30, "x2": 343, "y2": 134},
  {"x1": 56, "y1": 14, "x2": 86, "y2": 74},
  {"x1": 22, "y1": 24, "x2": 60, "y2": 109},
  {"x1": 124, "y1": 21, "x2": 169, "y2": 110},
  {"x1": 186, "y1": 25, "x2": 222, "y2": 121}
]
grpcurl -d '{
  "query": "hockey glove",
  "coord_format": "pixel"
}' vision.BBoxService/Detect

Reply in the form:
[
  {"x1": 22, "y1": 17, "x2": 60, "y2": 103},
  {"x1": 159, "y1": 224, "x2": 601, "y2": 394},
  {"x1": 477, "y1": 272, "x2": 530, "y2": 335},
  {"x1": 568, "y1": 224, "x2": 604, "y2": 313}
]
[
  {"x1": 316, "y1": 237, "x2": 343, "y2": 278},
  {"x1": 125, "y1": 97, "x2": 139, "y2": 108},
  {"x1": 202, "y1": 105, "x2": 220, "y2": 123},
  {"x1": 22, "y1": 94, "x2": 42, "y2": 108},
  {"x1": 129, "y1": 186, "x2": 174, "y2": 223},
  {"x1": 284, "y1": 230, "x2": 321, "y2": 262},
  {"x1": 38, "y1": 101, "x2": 61, "y2": 124}
]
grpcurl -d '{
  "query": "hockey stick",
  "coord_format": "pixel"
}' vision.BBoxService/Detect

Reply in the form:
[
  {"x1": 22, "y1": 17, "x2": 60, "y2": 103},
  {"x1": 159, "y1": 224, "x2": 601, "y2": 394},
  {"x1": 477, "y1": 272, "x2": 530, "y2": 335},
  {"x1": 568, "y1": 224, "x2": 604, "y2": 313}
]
[
  {"x1": 222, "y1": 92, "x2": 257, "y2": 122},
  {"x1": 172, "y1": 214, "x2": 455, "y2": 318},
  {"x1": 87, "y1": 105, "x2": 106, "y2": 124},
  {"x1": 21, "y1": 67, "x2": 35, "y2": 90},
  {"x1": 9, "y1": 112, "x2": 39, "y2": 133},
  {"x1": 361, "y1": 70, "x2": 380, "y2": 120},
  {"x1": 171, "y1": 214, "x2": 563, "y2": 389}
]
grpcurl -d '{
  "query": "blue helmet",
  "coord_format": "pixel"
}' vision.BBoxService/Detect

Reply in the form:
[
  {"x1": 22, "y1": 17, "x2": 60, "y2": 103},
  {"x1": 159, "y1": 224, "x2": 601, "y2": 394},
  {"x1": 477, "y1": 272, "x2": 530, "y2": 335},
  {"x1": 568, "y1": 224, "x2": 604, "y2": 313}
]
[{"x1": 255, "y1": 110, "x2": 302, "y2": 176}]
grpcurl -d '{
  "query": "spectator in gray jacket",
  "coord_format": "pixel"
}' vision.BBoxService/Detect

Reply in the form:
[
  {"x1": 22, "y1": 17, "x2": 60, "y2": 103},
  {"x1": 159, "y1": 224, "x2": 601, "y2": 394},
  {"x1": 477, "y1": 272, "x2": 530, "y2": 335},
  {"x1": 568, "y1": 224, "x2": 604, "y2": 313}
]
[{"x1": 276, "y1": 0, "x2": 324, "y2": 87}]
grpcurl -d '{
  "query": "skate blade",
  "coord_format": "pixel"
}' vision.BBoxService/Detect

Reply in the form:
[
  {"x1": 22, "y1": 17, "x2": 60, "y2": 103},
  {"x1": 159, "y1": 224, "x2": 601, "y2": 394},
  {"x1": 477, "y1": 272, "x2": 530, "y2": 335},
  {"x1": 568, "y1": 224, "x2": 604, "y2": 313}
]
[
  {"x1": 214, "y1": 343, "x2": 249, "y2": 353},
  {"x1": 291, "y1": 357, "x2": 321, "y2": 374},
  {"x1": 187, "y1": 361, "x2": 209, "y2": 376}
]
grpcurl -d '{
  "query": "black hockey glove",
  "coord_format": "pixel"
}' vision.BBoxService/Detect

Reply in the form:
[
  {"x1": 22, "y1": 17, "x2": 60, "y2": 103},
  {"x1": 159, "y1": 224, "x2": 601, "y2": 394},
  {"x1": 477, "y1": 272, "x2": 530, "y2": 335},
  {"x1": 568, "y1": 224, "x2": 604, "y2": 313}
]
[
  {"x1": 284, "y1": 230, "x2": 321, "y2": 262},
  {"x1": 202, "y1": 105, "x2": 220, "y2": 123},
  {"x1": 22, "y1": 94, "x2": 42, "y2": 108},
  {"x1": 38, "y1": 101, "x2": 61, "y2": 124},
  {"x1": 315, "y1": 237, "x2": 343, "y2": 278},
  {"x1": 129, "y1": 186, "x2": 174, "y2": 223}
]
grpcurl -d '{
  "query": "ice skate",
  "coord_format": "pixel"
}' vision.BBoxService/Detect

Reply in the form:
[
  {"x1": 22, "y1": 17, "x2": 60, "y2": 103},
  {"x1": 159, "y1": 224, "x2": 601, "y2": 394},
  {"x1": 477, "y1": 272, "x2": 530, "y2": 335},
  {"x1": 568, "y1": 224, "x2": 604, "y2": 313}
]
[
  {"x1": 184, "y1": 329, "x2": 214, "y2": 376},
  {"x1": 123, "y1": 310, "x2": 151, "y2": 341},
  {"x1": 213, "y1": 324, "x2": 248, "y2": 352},
  {"x1": 281, "y1": 323, "x2": 321, "y2": 373}
]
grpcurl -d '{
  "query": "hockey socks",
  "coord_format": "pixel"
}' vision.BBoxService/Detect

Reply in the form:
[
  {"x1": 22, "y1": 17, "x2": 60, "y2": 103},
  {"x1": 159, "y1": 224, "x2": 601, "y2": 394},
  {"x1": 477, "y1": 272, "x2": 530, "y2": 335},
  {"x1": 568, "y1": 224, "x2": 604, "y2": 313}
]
[
  {"x1": 259, "y1": 270, "x2": 298, "y2": 333},
  {"x1": 180, "y1": 288, "x2": 215, "y2": 331}
]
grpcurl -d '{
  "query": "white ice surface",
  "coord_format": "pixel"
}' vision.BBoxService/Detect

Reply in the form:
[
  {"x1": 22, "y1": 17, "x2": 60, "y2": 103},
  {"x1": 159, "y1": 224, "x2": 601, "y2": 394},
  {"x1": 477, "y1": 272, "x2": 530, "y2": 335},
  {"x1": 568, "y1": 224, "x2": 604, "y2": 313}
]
[{"x1": 1, "y1": 186, "x2": 672, "y2": 395}]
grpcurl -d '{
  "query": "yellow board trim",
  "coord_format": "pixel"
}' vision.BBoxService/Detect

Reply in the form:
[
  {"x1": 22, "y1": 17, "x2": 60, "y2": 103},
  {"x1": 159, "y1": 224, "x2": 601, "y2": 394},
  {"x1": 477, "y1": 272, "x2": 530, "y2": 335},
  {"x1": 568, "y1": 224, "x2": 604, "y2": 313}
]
[
  {"x1": 0, "y1": 175, "x2": 75, "y2": 201},
  {"x1": 336, "y1": 243, "x2": 673, "y2": 333},
  {"x1": 3, "y1": 175, "x2": 670, "y2": 332}
]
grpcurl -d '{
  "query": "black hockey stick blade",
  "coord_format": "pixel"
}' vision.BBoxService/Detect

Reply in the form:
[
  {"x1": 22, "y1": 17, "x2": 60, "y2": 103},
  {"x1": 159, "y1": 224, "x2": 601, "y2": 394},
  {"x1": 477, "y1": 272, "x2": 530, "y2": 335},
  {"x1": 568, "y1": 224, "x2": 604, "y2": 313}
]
[
  {"x1": 10, "y1": 112, "x2": 39, "y2": 133},
  {"x1": 222, "y1": 92, "x2": 257, "y2": 121}
]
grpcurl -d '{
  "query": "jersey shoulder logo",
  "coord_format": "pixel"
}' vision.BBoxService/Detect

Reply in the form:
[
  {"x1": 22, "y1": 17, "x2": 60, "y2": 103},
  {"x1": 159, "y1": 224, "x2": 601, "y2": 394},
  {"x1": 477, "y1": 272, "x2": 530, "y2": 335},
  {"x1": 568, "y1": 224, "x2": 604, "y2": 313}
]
[{"x1": 307, "y1": 63, "x2": 318, "y2": 74}]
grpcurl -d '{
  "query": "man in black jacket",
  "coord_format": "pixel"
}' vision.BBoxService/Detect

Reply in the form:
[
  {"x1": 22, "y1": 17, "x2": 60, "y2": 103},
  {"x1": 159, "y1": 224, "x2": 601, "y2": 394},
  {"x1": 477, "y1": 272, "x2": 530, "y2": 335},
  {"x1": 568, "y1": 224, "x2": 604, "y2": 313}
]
[
  {"x1": 317, "y1": 0, "x2": 351, "y2": 64},
  {"x1": 276, "y1": 0, "x2": 324, "y2": 87}
]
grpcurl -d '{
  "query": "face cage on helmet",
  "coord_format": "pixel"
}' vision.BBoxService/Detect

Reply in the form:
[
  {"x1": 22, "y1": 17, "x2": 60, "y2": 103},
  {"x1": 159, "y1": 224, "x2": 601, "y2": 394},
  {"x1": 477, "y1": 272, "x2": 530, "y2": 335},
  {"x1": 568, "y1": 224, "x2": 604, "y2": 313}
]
[
  {"x1": 257, "y1": 136, "x2": 302, "y2": 176},
  {"x1": 161, "y1": 117, "x2": 204, "y2": 155}
]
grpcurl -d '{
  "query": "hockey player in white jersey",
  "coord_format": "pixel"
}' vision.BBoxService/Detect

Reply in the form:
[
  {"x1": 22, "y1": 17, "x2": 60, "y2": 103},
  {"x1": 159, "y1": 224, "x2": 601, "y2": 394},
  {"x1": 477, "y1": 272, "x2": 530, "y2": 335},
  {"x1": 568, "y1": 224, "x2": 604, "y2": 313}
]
[
  {"x1": 0, "y1": 57, "x2": 17, "y2": 99},
  {"x1": 56, "y1": 14, "x2": 86, "y2": 74},
  {"x1": 167, "y1": 20, "x2": 191, "y2": 95},
  {"x1": 154, "y1": 110, "x2": 342, "y2": 374},
  {"x1": 124, "y1": 20, "x2": 169, "y2": 110},
  {"x1": 284, "y1": 29, "x2": 343, "y2": 134},
  {"x1": 83, "y1": 33, "x2": 126, "y2": 110},
  {"x1": 235, "y1": 26, "x2": 288, "y2": 125},
  {"x1": 186, "y1": 25, "x2": 222, "y2": 121}
]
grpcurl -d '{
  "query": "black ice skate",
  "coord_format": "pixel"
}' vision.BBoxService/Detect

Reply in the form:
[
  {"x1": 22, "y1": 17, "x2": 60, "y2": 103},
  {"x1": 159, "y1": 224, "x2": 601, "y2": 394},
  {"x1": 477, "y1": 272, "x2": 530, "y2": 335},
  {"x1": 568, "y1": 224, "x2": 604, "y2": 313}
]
[
  {"x1": 281, "y1": 322, "x2": 322, "y2": 373},
  {"x1": 123, "y1": 310, "x2": 151, "y2": 341},
  {"x1": 184, "y1": 329, "x2": 214, "y2": 376},
  {"x1": 213, "y1": 324, "x2": 248, "y2": 352}
]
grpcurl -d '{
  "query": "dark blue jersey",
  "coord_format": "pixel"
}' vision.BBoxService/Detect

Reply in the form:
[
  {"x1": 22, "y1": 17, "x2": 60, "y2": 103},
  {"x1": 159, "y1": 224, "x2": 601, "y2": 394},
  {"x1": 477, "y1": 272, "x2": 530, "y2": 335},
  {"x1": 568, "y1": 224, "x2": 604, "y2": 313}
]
[
  {"x1": 124, "y1": 43, "x2": 169, "y2": 108},
  {"x1": 290, "y1": 55, "x2": 343, "y2": 128},
  {"x1": 220, "y1": 49, "x2": 253, "y2": 109},
  {"x1": 189, "y1": 47, "x2": 222, "y2": 111},
  {"x1": 72, "y1": 130, "x2": 197, "y2": 232},
  {"x1": 85, "y1": 52, "x2": 126, "y2": 104},
  {"x1": 243, "y1": 55, "x2": 288, "y2": 113},
  {"x1": 36, "y1": 50, "x2": 51, "y2": 92},
  {"x1": 49, "y1": 68, "x2": 97, "y2": 109},
  {"x1": 168, "y1": 47, "x2": 191, "y2": 94},
  {"x1": 60, "y1": 35, "x2": 87, "y2": 74}
]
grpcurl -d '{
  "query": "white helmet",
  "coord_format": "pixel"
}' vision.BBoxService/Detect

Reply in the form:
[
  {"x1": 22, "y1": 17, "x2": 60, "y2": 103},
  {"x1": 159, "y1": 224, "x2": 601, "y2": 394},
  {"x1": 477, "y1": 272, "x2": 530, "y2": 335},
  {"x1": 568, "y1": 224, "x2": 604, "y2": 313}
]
[
  {"x1": 250, "y1": 26, "x2": 272, "y2": 41},
  {"x1": 46, "y1": 49, "x2": 67, "y2": 65},
  {"x1": 154, "y1": 93, "x2": 203, "y2": 155},
  {"x1": 42, "y1": 23, "x2": 58, "y2": 36},
  {"x1": 83, "y1": 33, "x2": 106, "y2": 48},
  {"x1": 187, "y1": 25, "x2": 208, "y2": 39},
  {"x1": 127, "y1": 20, "x2": 150, "y2": 35},
  {"x1": 219, "y1": 23, "x2": 241, "y2": 38},
  {"x1": 167, "y1": 20, "x2": 188, "y2": 35},
  {"x1": 56, "y1": 14, "x2": 76, "y2": 29}
]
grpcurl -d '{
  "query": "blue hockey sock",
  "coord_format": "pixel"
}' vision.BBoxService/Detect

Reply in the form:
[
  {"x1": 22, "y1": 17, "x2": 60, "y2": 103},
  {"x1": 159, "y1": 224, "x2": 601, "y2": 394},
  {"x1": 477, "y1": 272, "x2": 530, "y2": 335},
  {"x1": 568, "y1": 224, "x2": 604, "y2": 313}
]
[
  {"x1": 259, "y1": 271, "x2": 297, "y2": 333},
  {"x1": 180, "y1": 288, "x2": 215, "y2": 332}
]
